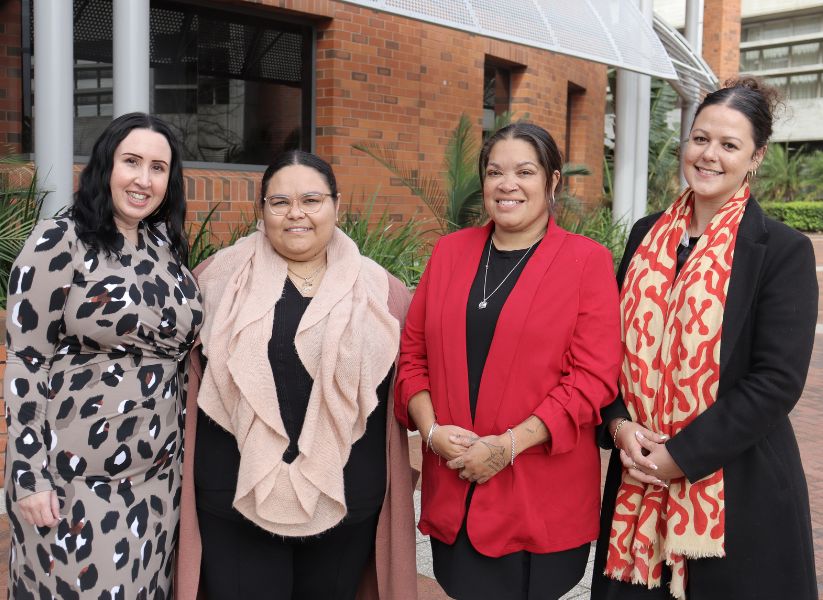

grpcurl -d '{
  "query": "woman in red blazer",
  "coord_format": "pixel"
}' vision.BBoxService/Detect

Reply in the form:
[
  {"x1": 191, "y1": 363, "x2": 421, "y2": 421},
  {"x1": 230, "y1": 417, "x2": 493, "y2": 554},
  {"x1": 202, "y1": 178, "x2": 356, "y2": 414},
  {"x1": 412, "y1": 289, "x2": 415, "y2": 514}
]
[{"x1": 395, "y1": 122, "x2": 622, "y2": 599}]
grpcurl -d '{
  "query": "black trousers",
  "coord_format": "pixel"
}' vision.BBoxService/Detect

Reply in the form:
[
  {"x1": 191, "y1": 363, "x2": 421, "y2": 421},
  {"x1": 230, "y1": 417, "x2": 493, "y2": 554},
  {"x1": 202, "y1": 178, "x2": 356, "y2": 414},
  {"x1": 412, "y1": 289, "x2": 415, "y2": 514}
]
[
  {"x1": 431, "y1": 523, "x2": 590, "y2": 600},
  {"x1": 198, "y1": 508, "x2": 380, "y2": 600}
]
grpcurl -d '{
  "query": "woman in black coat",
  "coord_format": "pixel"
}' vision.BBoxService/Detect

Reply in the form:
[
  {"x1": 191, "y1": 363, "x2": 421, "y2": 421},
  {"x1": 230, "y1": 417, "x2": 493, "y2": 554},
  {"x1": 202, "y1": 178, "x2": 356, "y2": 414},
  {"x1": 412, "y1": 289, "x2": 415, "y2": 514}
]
[{"x1": 591, "y1": 78, "x2": 818, "y2": 600}]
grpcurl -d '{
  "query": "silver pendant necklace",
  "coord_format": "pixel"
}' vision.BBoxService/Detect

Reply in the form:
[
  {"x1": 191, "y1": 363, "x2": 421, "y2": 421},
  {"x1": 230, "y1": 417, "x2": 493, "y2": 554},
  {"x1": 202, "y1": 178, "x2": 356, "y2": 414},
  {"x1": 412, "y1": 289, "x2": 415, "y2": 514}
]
[
  {"x1": 478, "y1": 234, "x2": 542, "y2": 309},
  {"x1": 288, "y1": 263, "x2": 325, "y2": 294}
]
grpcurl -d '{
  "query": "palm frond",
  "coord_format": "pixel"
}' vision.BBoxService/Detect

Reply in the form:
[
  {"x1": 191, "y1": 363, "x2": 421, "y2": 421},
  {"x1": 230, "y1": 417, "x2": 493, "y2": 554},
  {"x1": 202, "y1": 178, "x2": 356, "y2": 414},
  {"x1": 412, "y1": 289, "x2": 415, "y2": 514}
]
[{"x1": 353, "y1": 141, "x2": 448, "y2": 231}]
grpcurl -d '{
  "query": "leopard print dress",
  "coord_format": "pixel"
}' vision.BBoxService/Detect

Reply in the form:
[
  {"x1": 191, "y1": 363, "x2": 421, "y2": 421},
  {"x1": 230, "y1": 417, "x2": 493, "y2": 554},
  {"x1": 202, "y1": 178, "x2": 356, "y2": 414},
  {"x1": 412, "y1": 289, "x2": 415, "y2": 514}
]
[{"x1": 4, "y1": 216, "x2": 203, "y2": 600}]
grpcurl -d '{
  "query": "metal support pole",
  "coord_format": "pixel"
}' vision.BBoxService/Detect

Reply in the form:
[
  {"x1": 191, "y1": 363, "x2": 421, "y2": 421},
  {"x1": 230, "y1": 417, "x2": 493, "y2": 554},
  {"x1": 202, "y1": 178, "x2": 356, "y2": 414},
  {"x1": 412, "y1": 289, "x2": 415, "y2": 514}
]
[
  {"x1": 113, "y1": 0, "x2": 150, "y2": 116},
  {"x1": 34, "y1": 0, "x2": 74, "y2": 218},
  {"x1": 632, "y1": 0, "x2": 653, "y2": 222},
  {"x1": 680, "y1": 0, "x2": 704, "y2": 188},
  {"x1": 613, "y1": 68, "x2": 638, "y2": 227}
]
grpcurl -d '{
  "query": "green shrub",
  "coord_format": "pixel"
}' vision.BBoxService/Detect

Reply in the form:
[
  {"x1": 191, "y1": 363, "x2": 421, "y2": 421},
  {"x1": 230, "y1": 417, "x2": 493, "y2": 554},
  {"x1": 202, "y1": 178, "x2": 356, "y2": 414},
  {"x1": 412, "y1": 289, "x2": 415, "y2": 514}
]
[
  {"x1": 0, "y1": 156, "x2": 47, "y2": 309},
  {"x1": 556, "y1": 204, "x2": 628, "y2": 270},
  {"x1": 760, "y1": 201, "x2": 823, "y2": 232},
  {"x1": 339, "y1": 192, "x2": 431, "y2": 288}
]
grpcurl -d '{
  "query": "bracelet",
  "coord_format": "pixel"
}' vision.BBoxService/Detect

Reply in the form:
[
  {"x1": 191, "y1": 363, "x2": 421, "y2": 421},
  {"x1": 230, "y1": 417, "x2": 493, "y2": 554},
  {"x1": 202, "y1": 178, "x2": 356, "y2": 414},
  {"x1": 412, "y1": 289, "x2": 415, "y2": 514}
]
[
  {"x1": 612, "y1": 418, "x2": 629, "y2": 450},
  {"x1": 426, "y1": 422, "x2": 440, "y2": 455},
  {"x1": 506, "y1": 428, "x2": 515, "y2": 466}
]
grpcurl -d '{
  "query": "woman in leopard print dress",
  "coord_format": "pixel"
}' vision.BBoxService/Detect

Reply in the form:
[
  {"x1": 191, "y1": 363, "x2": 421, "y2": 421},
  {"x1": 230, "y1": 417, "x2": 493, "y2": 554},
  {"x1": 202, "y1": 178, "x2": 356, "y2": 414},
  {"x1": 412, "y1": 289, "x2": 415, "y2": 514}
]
[{"x1": 4, "y1": 113, "x2": 202, "y2": 599}]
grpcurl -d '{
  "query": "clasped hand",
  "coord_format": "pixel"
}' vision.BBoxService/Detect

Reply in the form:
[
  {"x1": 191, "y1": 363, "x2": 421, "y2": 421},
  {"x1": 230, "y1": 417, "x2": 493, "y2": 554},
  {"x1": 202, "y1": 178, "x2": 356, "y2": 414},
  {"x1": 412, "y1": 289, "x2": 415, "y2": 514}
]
[
  {"x1": 434, "y1": 429, "x2": 508, "y2": 485},
  {"x1": 615, "y1": 421, "x2": 684, "y2": 486}
]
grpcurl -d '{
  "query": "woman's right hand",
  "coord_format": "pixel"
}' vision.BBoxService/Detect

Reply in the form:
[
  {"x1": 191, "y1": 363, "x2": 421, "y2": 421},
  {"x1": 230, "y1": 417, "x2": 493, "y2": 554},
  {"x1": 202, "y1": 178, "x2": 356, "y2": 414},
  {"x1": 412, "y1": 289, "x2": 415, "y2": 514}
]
[
  {"x1": 18, "y1": 490, "x2": 60, "y2": 527},
  {"x1": 430, "y1": 424, "x2": 477, "y2": 461},
  {"x1": 613, "y1": 420, "x2": 669, "y2": 487}
]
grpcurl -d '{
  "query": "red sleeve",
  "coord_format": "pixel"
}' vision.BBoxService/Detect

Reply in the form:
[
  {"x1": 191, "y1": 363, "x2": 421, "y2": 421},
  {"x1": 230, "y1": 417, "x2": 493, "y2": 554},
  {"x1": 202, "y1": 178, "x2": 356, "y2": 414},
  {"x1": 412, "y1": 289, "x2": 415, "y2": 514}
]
[
  {"x1": 393, "y1": 240, "x2": 441, "y2": 431},
  {"x1": 532, "y1": 245, "x2": 622, "y2": 455}
]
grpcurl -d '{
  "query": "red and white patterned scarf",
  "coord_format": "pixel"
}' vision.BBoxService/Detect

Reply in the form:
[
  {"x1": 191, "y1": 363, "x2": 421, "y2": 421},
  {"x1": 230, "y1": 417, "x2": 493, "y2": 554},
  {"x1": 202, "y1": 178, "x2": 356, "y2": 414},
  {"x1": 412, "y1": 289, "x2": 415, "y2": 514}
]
[{"x1": 604, "y1": 183, "x2": 749, "y2": 599}]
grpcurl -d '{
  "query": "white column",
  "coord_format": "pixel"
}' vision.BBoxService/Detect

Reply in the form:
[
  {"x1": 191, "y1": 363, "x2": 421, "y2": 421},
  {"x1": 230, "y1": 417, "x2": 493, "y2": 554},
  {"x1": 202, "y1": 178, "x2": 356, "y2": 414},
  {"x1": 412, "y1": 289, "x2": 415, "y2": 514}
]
[
  {"x1": 113, "y1": 0, "x2": 150, "y2": 116},
  {"x1": 680, "y1": 0, "x2": 704, "y2": 188},
  {"x1": 632, "y1": 0, "x2": 653, "y2": 222},
  {"x1": 613, "y1": 68, "x2": 638, "y2": 227},
  {"x1": 34, "y1": 0, "x2": 74, "y2": 218}
]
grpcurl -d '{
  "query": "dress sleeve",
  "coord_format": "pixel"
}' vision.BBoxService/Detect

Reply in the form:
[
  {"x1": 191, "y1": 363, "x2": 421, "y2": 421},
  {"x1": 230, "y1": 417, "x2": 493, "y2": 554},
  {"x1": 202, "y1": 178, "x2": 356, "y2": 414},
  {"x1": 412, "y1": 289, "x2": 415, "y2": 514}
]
[
  {"x1": 666, "y1": 231, "x2": 818, "y2": 482},
  {"x1": 532, "y1": 245, "x2": 623, "y2": 455},
  {"x1": 4, "y1": 218, "x2": 74, "y2": 499},
  {"x1": 393, "y1": 240, "x2": 441, "y2": 431}
]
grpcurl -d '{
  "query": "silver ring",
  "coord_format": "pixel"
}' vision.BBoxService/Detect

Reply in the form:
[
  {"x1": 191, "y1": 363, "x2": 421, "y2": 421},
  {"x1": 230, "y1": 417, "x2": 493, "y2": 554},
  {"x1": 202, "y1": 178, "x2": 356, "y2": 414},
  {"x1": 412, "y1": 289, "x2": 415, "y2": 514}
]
[{"x1": 632, "y1": 462, "x2": 639, "y2": 470}]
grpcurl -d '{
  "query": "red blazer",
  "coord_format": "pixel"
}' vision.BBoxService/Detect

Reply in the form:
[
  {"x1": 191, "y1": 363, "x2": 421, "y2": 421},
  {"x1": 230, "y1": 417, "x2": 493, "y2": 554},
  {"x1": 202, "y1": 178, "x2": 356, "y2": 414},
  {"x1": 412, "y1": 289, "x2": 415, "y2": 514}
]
[{"x1": 395, "y1": 219, "x2": 622, "y2": 557}]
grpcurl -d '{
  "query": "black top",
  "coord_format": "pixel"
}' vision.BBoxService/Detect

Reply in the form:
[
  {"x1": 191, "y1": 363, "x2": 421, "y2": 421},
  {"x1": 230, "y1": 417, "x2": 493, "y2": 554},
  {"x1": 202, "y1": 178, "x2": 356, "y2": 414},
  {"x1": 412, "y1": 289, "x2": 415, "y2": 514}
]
[
  {"x1": 195, "y1": 278, "x2": 391, "y2": 523},
  {"x1": 676, "y1": 235, "x2": 701, "y2": 276},
  {"x1": 465, "y1": 235, "x2": 540, "y2": 420}
]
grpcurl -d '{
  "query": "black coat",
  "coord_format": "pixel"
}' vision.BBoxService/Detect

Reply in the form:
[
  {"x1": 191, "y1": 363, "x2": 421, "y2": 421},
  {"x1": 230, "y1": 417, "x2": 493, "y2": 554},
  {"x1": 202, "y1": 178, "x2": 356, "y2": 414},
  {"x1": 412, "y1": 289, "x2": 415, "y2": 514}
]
[{"x1": 591, "y1": 199, "x2": 818, "y2": 600}]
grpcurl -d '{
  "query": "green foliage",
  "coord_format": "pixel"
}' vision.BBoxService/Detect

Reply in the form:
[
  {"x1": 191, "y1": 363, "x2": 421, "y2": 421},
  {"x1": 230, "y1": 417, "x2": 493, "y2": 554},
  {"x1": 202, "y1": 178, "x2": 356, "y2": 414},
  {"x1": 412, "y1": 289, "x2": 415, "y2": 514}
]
[
  {"x1": 751, "y1": 144, "x2": 823, "y2": 203},
  {"x1": 0, "y1": 154, "x2": 47, "y2": 309},
  {"x1": 187, "y1": 203, "x2": 223, "y2": 270},
  {"x1": 645, "y1": 79, "x2": 681, "y2": 213},
  {"x1": 353, "y1": 112, "x2": 520, "y2": 234},
  {"x1": 760, "y1": 201, "x2": 823, "y2": 232},
  {"x1": 556, "y1": 203, "x2": 628, "y2": 270},
  {"x1": 338, "y1": 191, "x2": 431, "y2": 287},
  {"x1": 186, "y1": 202, "x2": 257, "y2": 270}
]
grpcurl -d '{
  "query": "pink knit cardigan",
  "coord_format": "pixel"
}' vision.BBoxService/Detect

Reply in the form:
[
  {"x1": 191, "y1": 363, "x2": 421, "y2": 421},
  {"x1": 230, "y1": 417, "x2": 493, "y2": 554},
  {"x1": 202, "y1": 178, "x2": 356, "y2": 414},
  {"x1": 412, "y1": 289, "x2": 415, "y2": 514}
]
[{"x1": 174, "y1": 258, "x2": 418, "y2": 600}]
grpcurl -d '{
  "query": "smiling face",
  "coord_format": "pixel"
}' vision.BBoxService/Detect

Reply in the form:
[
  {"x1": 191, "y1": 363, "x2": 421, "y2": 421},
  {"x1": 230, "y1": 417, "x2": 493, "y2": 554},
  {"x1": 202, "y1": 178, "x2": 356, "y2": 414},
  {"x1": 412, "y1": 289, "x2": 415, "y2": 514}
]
[
  {"x1": 109, "y1": 128, "x2": 172, "y2": 236},
  {"x1": 482, "y1": 137, "x2": 560, "y2": 242},
  {"x1": 261, "y1": 164, "x2": 339, "y2": 262},
  {"x1": 684, "y1": 103, "x2": 765, "y2": 208}
]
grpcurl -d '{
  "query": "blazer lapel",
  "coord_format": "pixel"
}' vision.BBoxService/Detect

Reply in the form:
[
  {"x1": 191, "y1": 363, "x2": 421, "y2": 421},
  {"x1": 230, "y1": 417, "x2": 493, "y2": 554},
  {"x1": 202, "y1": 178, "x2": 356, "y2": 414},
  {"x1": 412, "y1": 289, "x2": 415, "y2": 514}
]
[
  {"x1": 473, "y1": 219, "x2": 567, "y2": 432},
  {"x1": 439, "y1": 224, "x2": 491, "y2": 428},
  {"x1": 719, "y1": 199, "x2": 768, "y2": 370}
]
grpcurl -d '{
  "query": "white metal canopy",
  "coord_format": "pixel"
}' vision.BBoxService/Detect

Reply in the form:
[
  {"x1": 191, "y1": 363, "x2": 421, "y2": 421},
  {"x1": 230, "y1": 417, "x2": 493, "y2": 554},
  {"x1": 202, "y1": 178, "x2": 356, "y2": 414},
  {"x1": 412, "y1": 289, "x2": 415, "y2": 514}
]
[
  {"x1": 653, "y1": 13, "x2": 718, "y2": 100},
  {"x1": 342, "y1": 0, "x2": 678, "y2": 79}
]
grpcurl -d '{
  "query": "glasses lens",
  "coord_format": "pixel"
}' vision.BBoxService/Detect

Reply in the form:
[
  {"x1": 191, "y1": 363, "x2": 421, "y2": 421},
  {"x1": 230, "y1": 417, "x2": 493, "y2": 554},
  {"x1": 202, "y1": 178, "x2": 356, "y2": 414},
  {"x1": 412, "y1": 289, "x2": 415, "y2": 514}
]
[
  {"x1": 266, "y1": 193, "x2": 326, "y2": 215},
  {"x1": 299, "y1": 193, "x2": 325, "y2": 213}
]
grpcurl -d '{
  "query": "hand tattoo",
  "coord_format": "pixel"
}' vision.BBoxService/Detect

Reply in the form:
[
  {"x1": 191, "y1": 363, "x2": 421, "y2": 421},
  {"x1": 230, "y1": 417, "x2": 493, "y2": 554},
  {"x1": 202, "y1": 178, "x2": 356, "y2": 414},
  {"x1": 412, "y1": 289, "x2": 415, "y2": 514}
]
[{"x1": 479, "y1": 440, "x2": 507, "y2": 472}]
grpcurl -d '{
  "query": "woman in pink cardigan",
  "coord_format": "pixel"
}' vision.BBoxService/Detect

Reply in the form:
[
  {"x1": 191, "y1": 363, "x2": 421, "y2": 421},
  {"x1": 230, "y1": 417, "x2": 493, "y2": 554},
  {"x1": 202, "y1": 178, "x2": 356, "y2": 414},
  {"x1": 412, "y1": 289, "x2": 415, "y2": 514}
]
[{"x1": 175, "y1": 150, "x2": 417, "y2": 599}]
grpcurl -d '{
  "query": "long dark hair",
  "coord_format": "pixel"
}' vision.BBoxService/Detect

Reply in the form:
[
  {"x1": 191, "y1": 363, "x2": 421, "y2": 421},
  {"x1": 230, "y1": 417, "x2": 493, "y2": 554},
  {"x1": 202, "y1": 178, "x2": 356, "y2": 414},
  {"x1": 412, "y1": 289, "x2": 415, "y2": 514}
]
[
  {"x1": 479, "y1": 122, "x2": 563, "y2": 212},
  {"x1": 70, "y1": 112, "x2": 189, "y2": 263},
  {"x1": 259, "y1": 150, "x2": 339, "y2": 206}
]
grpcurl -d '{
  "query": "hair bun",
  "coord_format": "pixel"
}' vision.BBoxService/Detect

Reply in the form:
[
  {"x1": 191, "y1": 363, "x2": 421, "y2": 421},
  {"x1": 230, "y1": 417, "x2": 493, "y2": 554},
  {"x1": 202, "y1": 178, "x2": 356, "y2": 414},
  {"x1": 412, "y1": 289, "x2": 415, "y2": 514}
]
[{"x1": 721, "y1": 76, "x2": 784, "y2": 122}]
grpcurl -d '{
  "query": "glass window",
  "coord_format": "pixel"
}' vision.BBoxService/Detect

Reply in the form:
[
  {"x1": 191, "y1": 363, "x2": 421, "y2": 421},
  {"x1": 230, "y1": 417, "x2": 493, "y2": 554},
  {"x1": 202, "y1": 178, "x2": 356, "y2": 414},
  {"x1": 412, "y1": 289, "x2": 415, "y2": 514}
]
[
  {"x1": 791, "y1": 42, "x2": 821, "y2": 67},
  {"x1": 26, "y1": 0, "x2": 313, "y2": 163},
  {"x1": 760, "y1": 19, "x2": 793, "y2": 40},
  {"x1": 483, "y1": 62, "x2": 511, "y2": 135},
  {"x1": 788, "y1": 73, "x2": 819, "y2": 99},
  {"x1": 792, "y1": 15, "x2": 823, "y2": 36},
  {"x1": 761, "y1": 46, "x2": 790, "y2": 70},
  {"x1": 740, "y1": 49, "x2": 761, "y2": 72},
  {"x1": 764, "y1": 76, "x2": 789, "y2": 96}
]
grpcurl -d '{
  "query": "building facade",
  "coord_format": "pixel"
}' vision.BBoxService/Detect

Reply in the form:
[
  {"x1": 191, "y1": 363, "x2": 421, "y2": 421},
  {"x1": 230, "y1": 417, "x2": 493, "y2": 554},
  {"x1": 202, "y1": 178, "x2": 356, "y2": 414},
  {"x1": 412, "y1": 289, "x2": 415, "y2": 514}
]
[
  {"x1": 0, "y1": 0, "x2": 608, "y2": 235},
  {"x1": 656, "y1": 0, "x2": 823, "y2": 145}
]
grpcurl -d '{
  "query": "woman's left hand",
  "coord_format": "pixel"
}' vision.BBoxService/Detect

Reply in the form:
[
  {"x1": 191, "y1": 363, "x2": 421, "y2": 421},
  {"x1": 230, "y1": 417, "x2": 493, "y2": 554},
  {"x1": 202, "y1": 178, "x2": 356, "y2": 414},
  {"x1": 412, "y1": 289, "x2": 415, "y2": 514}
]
[
  {"x1": 446, "y1": 434, "x2": 509, "y2": 484},
  {"x1": 631, "y1": 431, "x2": 685, "y2": 482}
]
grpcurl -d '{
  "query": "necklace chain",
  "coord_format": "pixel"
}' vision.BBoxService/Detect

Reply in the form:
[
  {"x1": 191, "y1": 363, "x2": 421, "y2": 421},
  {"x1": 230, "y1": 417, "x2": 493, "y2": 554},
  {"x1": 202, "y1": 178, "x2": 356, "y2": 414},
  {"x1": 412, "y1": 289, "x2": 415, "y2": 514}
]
[
  {"x1": 288, "y1": 263, "x2": 325, "y2": 294},
  {"x1": 478, "y1": 234, "x2": 542, "y2": 309}
]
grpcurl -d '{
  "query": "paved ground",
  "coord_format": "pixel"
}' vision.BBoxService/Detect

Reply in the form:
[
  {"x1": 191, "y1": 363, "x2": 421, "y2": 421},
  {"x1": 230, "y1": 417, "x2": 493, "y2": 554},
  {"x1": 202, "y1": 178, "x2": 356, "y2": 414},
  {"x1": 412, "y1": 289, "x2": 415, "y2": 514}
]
[{"x1": 0, "y1": 236, "x2": 822, "y2": 598}]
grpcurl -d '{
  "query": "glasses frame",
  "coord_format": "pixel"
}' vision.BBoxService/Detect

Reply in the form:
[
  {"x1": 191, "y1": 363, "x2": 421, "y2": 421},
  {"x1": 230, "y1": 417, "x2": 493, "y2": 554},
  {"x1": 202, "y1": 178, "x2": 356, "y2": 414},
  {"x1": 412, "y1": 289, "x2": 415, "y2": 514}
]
[{"x1": 263, "y1": 192, "x2": 333, "y2": 216}]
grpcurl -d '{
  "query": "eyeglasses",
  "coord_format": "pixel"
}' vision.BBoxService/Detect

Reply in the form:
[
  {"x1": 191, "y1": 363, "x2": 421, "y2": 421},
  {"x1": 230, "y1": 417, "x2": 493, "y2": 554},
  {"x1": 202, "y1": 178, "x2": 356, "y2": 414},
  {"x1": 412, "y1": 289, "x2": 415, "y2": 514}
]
[{"x1": 263, "y1": 192, "x2": 332, "y2": 216}]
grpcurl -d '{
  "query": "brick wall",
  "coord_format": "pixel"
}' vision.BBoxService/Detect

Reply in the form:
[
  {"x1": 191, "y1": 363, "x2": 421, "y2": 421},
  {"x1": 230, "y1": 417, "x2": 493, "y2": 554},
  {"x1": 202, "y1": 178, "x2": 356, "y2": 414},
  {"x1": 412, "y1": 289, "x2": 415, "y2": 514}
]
[
  {"x1": 309, "y1": 1, "x2": 607, "y2": 224},
  {"x1": 0, "y1": 0, "x2": 23, "y2": 151},
  {"x1": 703, "y1": 0, "x2": 742, "y2": 83}
]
